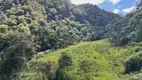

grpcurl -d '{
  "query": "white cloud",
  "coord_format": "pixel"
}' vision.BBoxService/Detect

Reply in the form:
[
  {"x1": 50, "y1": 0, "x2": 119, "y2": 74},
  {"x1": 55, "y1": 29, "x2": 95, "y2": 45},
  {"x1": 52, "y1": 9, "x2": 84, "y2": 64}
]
[
  {"x1": 113, "y1": 8, "x2": 119, "y2": 13},
  {"x1": 108, "y1": 0, "x2": 121, "y2": 5},
  {"x1": 122, "y1": 6, "x2": 136, "y2": 13},
  {"x1": 71, "y1": 0, "x2": 106, "y2": 5},
  {"x1": 117, "y1": 5, "x2": 122, "y2": 8},
  {"x1": 71, "y1": 0, "x2": 121, "y2": 5}
]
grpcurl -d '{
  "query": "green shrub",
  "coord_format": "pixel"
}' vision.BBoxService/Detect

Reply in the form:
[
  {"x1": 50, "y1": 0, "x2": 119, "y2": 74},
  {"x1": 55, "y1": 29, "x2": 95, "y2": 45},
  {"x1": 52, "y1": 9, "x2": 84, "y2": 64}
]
[
  {"x1": 129, "y1": 73, "x2": 142, "y2": 80},
  {"x1": 56, "y1": 53, "x2": 73, "y2": 80},
  {"x1": 125, "y1": 51, "x2": 142, "y2": 73},
  {"x1": 17, "y1": 16, "x2": 25, "y2": 24},
  {"x1": 9, "y1": 15, "x2": 17, "y2": 19},
  {"x1": 6, "y1": 10, "x2": 15, "y2": 15},
  {"x1": 49, "y1": 8, "x2": 57, "y2": 14},
  {"x1": 21, "y1": 6, "x2": 33, "y2": 14},
  {"x1": 26, "y1": 18, "x2": 32, "y2": 24},
  {"x1": 38, "y1": 19, "x2": 47, "y2": 26},
  {"x1": 6, "y1": 19, "x2": 17, "y2": 26},
  {"x1": 15, "y1": 9, "x2": 25, "y2": 15},
  {"x1": 10, "y1": 7, "x2": 16, "y2": 12},
  {"x1": 0, "y1": 13, "x2": 7, "y2": 23},
  {"x1": 0, "y1": 58, "x2": 2, "y2": 64},
  {"x1": 0, "y1": 24, "x2": 8, "y2": 33}
]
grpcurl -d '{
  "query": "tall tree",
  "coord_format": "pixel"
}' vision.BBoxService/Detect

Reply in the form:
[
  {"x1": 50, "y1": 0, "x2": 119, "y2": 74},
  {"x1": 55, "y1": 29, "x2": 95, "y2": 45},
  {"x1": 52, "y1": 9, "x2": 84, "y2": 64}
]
[{"x1": 0, "y1": 31, "x2": 36, "y2": 80}]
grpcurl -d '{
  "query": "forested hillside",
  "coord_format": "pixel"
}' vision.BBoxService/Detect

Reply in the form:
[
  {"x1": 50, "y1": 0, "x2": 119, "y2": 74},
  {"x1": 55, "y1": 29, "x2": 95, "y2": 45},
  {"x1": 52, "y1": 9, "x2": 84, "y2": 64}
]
[
  {"x1": 0, "y1": 0, "x2": 142, "y2": 80},
  {"x1": 107, "y1": 10, "x2": 142, "y2": 46},
  {"x1": 21, "y1": 40, "x2": 142, "y2": 80}
]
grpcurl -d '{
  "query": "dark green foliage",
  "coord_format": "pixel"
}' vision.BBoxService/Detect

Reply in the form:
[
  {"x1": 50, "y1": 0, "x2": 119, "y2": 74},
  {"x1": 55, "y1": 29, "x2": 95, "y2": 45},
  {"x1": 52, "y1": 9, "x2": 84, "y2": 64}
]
[
  {"x1": 0, "y1": 12, "x2": 7, "y2": 24},
  {"x1": 108, "y1": 10, "x2": 142, "y2": 46},
  {"x1": 135, "y1": 25, "x2": 142, "y2": 42},
  {"x1": 15, "y1": 9, "x2": 25, "y2": 15},
  {"x1": 31, "y1": 60, "x2": 57, "y2": 80},
  {"x1": 78, "y1": 4, "x2": 120, "y2": 26},
  {"x1": 79, "y1": 60, "x2": 91, "y2": 73},
  {"x1": 58, "y1": 53, "x2": 72, "y2": 69},
  {"x1": 6, "y1": 19, "x2": 17, "y2": 26},
  {"x1": 125, "y1": 51, "x2": 142, "y2": 73},
  {"x1": 56, "y1": 53, "x2": 73, "y2": 80},
  {"x1": 0, "y1": 31, "x2": 36, "y2": 80},
  {"x1": 38, "y1": 19, "x2": 47, "y2": 26},
  {"x1": 39, "y1": 62, "x2": 57, "y2": 80}
]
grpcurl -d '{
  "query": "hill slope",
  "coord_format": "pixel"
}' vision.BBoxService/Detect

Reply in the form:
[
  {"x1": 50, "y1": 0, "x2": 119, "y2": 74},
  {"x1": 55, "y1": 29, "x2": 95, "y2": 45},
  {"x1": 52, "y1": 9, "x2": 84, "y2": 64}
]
[
  {"x1": 0, "y1": 0, "x2": 121, "y2": 79},
  {"x1": 21, "y1": 40, "x2": 142, "y2": 80},
  {"x1": 107, "y1": 10, "x2": 142, "y2": 46},
  {"x1": 78, "y1": 4, "x2": 120, "y2": 26}
]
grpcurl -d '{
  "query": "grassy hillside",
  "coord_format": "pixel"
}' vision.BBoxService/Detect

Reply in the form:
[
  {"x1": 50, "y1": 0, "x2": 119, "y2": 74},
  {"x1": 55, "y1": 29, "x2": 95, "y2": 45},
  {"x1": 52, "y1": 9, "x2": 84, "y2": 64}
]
[{"x1": 21, "y1": 39, "x2": 142, "y2": 80}]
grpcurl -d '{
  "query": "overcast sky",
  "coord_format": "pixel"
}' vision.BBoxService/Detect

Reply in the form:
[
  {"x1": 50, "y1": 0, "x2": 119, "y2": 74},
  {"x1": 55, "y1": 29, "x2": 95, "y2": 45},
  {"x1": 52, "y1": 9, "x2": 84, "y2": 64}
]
[{"x1": 71, "y1": 0, "x2": 140, "y2": 15}]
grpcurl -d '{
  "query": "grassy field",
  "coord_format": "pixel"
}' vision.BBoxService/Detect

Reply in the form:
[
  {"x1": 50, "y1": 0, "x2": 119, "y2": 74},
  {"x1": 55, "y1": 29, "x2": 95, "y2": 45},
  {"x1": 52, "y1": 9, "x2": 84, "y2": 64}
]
[{"x1": 21, "y1": 39, "x2": 142, "y2": 80}]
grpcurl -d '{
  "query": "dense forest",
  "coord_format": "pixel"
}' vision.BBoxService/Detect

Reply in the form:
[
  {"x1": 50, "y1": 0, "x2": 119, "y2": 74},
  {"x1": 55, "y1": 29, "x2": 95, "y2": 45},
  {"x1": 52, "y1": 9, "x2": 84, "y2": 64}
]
[{"x1": 0, "y1": 0, "x2": 142, "y2": 80}]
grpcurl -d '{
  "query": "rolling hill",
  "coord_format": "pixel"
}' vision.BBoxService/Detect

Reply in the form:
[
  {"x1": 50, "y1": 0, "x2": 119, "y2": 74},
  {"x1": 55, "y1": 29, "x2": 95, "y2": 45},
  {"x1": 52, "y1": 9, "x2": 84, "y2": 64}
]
[{"x1": 21, "y1": 39, "x2": 142, "y2": 80}]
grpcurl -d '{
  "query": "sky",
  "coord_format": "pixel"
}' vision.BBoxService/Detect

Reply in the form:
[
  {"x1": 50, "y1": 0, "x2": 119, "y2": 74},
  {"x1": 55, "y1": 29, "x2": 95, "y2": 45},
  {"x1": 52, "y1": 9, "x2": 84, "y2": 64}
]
[{"x1": 71, "y1": 0, "x2": 140, "y2": 15}]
